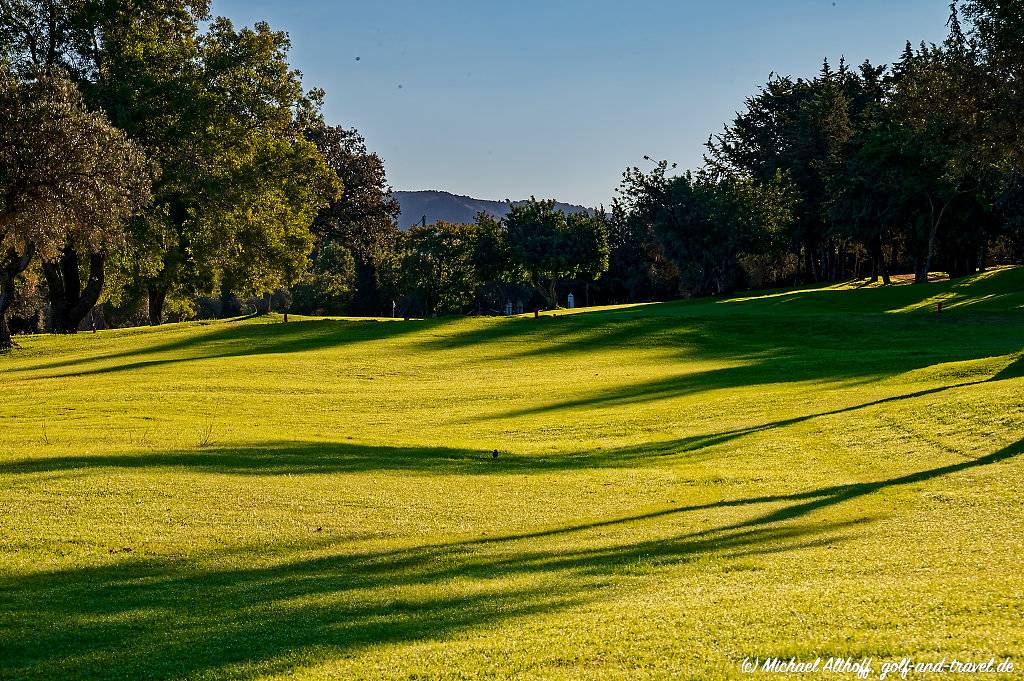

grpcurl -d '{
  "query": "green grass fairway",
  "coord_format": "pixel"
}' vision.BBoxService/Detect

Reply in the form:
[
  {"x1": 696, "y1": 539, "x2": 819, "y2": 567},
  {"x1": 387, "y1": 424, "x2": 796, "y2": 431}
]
[{"x1": 2, "y1": 268, "x2": 1023, "y2": 680}]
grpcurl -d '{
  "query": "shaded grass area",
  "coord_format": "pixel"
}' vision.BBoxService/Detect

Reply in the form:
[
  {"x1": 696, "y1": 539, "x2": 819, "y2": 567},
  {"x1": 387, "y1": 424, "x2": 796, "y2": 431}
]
[
  {"x1": 1, "y1": 267, "x2": 1023, "y2": 679},
  {"x1": 5, "y1": 436, "x2": 1021, "y2": 680}
]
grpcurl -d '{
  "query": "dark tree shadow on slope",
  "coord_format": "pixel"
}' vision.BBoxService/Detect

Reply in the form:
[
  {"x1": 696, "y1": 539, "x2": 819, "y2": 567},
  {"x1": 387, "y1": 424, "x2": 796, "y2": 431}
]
[
  {"x1": 475, "y1": 322, "x2": 1023, "y2": 420},
  {"x1": 2, "y1": 372, "x2": 1017, "y2": 478},
  {"x1": 8, "y1": 270, "x2": 1023, "y2": 400},
  {"x1": 6, "y1": 316, "x2": 440, "y2": 379},
  {"x1": 2, "y1": 436, "x2": 1020, "y2": 680},
  {"x1": 417, "y1": 265, "x2": 1024, "y2": 358}
]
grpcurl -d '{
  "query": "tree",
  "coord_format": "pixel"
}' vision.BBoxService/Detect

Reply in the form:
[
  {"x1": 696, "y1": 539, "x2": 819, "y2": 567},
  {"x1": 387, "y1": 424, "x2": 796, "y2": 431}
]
[
  {"x1": 471, "y1": 211, "x2": 524, "y2": 312},
  {"x1": 962, "y1": 0, "x2": 1024, "y2": 166},
  {"x1": 127, "y1": 16, "x2": 339, "y2": 323},
  {"x1": 616, "y1": 162, "x2": 794, "y2": 297},
  {"x1": 0, "y1": 69, "x2": 150, "y2": 346},
  {"x1": 305, "y1": 124, "x2": 401, "y2": 315},
  {"x1": 399, "y1": 221, "x2": 478, "y2": 317},
  {"x1": 1, "y1": 2, "x2": 340, "y2": 326},
  {"x1": 601, "y1": 200, "x2": 670, "y2": 303},
  {"x1": 706, "y1": 60, "x2": 881, "y2": 282},
  {"x1": 886, "y1": 32, "x2": 989, "y2": 282},
  {"x1": 291, "y1": 241, "x2": 356, "y2": 315},
  {"x1": 504, "y1": 198, "x2": 608, "y2": 308},
  {"x1": 829, "y1": 126, "x2": 903, "y2": 285}
]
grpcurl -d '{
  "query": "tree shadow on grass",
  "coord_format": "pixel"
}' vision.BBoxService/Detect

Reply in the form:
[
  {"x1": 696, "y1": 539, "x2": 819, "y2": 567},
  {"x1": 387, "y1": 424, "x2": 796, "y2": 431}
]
[
  {"x1": 472, "y1": 320, "x2": 1023, "y2": 420},
  {"x1": 993, "y1": 353, "x2": 1024, "y2": 381},
  {"x1": 4, "y1": 274, "x2": 1019, "y2": 432},
  {"x1": 7, "y1": 316, "x2": 440, "y2": 380},
  {"x1": 0, "y1": 376, "x2": 1012, "y2": 478},
  {"x1": 2, "y1": 436, "x2": 1020, "y2": 680},
  {"x1": 417, "y1": 266, "x2": 1024, "y2": 360},
  {"x1": 413, "y1": 302, "x2": 1024, "y2": 425}
]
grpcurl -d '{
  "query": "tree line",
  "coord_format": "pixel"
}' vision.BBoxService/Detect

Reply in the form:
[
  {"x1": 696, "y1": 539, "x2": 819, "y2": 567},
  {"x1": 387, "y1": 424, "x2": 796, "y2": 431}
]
[{"x1": 2, "y1": 1, "x2": 1023, "y2": 347}]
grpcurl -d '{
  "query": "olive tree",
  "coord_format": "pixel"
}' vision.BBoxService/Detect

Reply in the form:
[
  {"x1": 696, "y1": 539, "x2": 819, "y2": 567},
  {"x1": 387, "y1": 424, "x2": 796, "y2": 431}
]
[{"x1": 0, "y1": 69, "x2": 151, "y2": 346}]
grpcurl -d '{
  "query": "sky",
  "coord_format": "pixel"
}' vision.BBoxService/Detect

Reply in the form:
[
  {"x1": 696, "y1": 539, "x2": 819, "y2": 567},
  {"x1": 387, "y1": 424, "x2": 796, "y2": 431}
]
[{"x1": 211, "y1": 0, "x2": 952, "y2": 208}]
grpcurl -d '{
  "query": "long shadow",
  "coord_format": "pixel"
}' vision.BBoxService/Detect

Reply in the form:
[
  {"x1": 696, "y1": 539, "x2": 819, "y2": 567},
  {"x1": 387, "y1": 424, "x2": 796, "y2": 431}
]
[
  {"x1": 0, "y1": 436, "x2": 738, "y2": 477},
  {"x1": 474, "y1": 314, "x2": 1022, "y2": 420},
  {"x1": 3, "y1": 436, "x2": 1020, "y2": 680},
  {"x1": 416, "y1": 294, "x2": 1023, "y2": 423},
  {"x1": 6, "y1": 316, "x2": 440, "y2": 379},
  {"x1": 487, "y1": 372, "x2": 990, "y2": 421},
  {"x1": 0, "y1": 377, "x2": 1006, "y2": 478},
  {"x1": 418, "y1": 266, "x2": 1024, "y2": 359},
  {"x1": 7, "y1": 272, "x2": 1022, "y2": 421},
  {"x1": 993, "y1": 353, "x2": 1024, "y2": 381},
  {"x1": 339, "y1": 435, "x2": 1024, "y2": 559}
]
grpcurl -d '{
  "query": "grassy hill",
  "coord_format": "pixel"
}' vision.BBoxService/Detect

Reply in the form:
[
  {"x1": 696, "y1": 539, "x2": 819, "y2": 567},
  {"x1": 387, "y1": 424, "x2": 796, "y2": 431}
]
[{"x1": 2, "y1": 267, "x2": 1023, "y2": 680}]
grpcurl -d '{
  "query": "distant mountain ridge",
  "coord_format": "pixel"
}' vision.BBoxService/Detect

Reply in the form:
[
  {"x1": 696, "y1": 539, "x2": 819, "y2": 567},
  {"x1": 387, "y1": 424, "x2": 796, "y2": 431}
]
[{"x1": 392, "y1": 190, "x2": 593, "y2": 228}]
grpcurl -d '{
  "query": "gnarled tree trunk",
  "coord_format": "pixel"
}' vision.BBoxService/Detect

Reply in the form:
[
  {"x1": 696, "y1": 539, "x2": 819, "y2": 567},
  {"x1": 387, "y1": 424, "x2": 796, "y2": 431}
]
[
  {"x1": 42, "y1": 244, "x2": 106, "y2": 334},
  {"x1": 0, "y1": 242, "x2": 36, "y2": 350}
]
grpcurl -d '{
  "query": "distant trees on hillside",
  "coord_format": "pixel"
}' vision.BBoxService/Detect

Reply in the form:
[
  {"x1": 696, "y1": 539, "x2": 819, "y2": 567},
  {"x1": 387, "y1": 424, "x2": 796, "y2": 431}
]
[
  {"x1": 390, "y1": 201, "x2": 610, "y2": 318},
  {"x1": 3, "y1": 1, "x2": 1024, "y2": 341}
]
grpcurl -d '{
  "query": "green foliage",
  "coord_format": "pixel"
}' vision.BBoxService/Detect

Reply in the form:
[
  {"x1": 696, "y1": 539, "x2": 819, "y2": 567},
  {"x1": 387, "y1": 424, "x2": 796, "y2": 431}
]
[
  {"x1": 0, "y1": 66, "x2": 152, "y2": 342},
  {"x1": 0, "y1": 2, "x2": 340, "y2": 324},
  {"x1": 616, "y1": 162, "x2": 794, "y2": 296},
  {"x1": 504, "y1": 198, "x2": 609, "y2": 308},
  {"x1": 705, "y1": 60, "x2": 880, "y2": 281},
  {"x1": 0, "y1": 69, "x2": 151, "y2": 255},
  {"x1": 962, "y1": 0, "x2": 1024, "y2": 166},
  {"x1": 305, "y1": 124, "x2": 401, "y2": 316},
  {"x1": 400, "y1": 221, "x2": 479, "y2": 316},
  {"x1": 216, "y1": 133, "x2": 341, "y2": 296},
  {"x1": 291, "y1": 242, "x2": 356, "y2": 315}
]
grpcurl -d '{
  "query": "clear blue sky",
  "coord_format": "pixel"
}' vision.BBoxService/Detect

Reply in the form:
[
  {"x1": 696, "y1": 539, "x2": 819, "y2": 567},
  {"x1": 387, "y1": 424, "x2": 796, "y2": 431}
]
[{"x1": 212, "y1": 0, "x2": 951, "y2": 207}]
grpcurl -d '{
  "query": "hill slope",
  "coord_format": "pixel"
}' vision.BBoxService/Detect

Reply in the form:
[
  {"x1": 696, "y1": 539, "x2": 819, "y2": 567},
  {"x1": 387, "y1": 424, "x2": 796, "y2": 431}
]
[
  {"x1": 392, "y1": 189, "x2": 592, "y2": 227},
  {"x1": 1, "y1": 268, "x2": 1023, "y2": 680}
]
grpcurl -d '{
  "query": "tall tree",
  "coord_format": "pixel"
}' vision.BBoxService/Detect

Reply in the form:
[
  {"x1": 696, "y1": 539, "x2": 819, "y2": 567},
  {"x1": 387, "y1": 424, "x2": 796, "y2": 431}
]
[
  {"x1": 886, "y1": 29, "x2": 989, "y2": 282},
  {"x1": 1, "y1": 1, "x2": 339, "y2": 326},
  {"x1": 305, "y1": 124, "x2": 401, "y2": 315},
  {"x1": 504, "y1": 198, "x2": 608, "y2": 309},
  {"x1": 399, "y1": 221, "x2": 478, "y2": 317},
  {"x1": 962, "y1": 0, "x2": 1024, "y2": 166},
  {"x1": 705, "y1": 60, "x2": 880, "y2": 282},
  {"x1": 616, "y1": 161, "x2": 793, "y2": 297},
  {"x1": 117, "y1": 15, "x2": 339, "y2": 323},
  {"x1": 0, "y1": 69, "x2": 150, "y2": 346}
]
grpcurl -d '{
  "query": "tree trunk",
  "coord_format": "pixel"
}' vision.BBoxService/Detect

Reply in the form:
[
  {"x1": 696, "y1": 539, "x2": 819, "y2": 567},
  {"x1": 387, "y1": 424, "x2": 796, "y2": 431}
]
[
  {"x1": 916, "y1": 199, "x2": 952, "y2": 284},
  {"x1": 914, "y1": 256, "x2": 930, "y2": 284},
  {"x1": 0, "y1": 243, "x2": 35, "y2": 350},
  {"x1": 219, "y1": 286, "x2": 241, "y2": 318},
  {"x1": 148, "y1": 286, "x2": 167, "y2": 326},
  {"x1": 0, "y1": 270, "x2": 13, "y2": 349},
  {"x1": 43, "y1": 244, "x2": 106, "y2": 333},
  {"x1": 0, "y1": 302, "x2": 10, "y2": 350},
  {"x1": 869, "y1": 236, "x2": 883, "y2": 284},
  {"x1": 811, "y1": 239, "x2": 823, "y2": 283}
]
